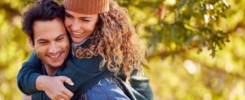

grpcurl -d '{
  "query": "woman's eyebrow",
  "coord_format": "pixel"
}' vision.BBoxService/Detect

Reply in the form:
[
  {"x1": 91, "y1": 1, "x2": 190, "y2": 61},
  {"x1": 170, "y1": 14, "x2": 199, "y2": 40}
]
[{"x1": 65, "y1": 12, "x2": 73, "y2": 17}]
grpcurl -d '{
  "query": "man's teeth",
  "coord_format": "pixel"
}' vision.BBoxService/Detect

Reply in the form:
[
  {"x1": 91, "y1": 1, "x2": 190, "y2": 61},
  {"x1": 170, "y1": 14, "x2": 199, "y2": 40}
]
[{"x1": 50, "y1": 53, "x2": 60, "y2": 58}]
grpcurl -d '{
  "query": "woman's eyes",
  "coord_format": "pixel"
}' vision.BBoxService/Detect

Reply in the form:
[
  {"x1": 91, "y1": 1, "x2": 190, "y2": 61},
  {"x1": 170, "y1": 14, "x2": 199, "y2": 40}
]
[
  {"x1": 65, "y1": 13, "x2": 72, "y2": 18},
  {"x1": 81, "y1": 19, "x2": 90, "y2": 22}
]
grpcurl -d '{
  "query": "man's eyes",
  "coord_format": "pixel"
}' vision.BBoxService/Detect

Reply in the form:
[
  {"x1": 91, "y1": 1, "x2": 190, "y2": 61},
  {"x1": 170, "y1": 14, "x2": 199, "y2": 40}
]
[
  {"x1": 38, "y1": 41, "x2": 48, "y2": 45},
  {"x1": 57, "y1": 37, "x2": 64, "y2": 41}
]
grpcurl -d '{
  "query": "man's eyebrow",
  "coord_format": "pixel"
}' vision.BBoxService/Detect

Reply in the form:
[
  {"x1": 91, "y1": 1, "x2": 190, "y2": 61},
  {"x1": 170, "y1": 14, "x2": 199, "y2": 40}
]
[
  {"x1": 37, "y1": 38, "x2": 47, "y2": 42},
  {"x1": 56, "y1": 34, "x2": 66, "y2": 39}
]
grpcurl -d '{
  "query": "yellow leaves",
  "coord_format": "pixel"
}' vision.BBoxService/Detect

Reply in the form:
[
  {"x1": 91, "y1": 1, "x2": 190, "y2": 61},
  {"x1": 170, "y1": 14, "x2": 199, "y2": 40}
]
[
  {"x1": 2, "y1": 0, "x2": 24, "y2": 10},
  {"x1": 0, "y1": 82, "x2": 9, "y2": 97},
  {"x1": 228, "y1": 81, "x2": 245, "y2": 99},
  {"x1": 164, "y1": 0, "x2": 176, "y2": 6},
  {"x1": 0, "y1": 10, "x2": 7, "y2": 36},
  {"x1": 183, "y1": 59, "x2": 200, "y2": 74},
  {"x1": 0, "y1": 41, "x2": 25, "y2": 100},
  {"x1": 128, "y1": 6, "x2": 147, "y2": 23},
  {"x1": 12, "y1": 16, "x2": 22, "y2": 26},
  {"x1": 0, "y1": 1, "x2": 29, "y2": 99}
]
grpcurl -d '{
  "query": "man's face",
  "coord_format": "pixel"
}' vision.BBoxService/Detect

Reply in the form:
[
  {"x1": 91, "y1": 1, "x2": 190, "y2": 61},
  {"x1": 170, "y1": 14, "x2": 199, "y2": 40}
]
[{"x1": 32, "y1": 18, "x2": 70, "y2": 69}]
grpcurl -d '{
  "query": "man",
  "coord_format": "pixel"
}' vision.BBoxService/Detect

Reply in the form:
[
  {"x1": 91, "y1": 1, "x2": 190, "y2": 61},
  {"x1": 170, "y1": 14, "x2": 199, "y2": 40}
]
[{"x1": 20, "y1": 1, "x2": 74, "y2": 100}]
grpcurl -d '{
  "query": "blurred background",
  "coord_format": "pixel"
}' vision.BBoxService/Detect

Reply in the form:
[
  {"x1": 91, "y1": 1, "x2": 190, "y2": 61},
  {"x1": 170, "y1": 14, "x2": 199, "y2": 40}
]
[{"x1": 0, "y1": 0, "x2": 245, "y2": 100}]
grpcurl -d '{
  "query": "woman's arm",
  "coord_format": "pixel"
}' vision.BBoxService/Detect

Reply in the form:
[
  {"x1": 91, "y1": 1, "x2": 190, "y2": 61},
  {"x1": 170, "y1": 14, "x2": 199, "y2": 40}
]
[
  {"x1": 17, "y1": 51, "x2": 74, "y2": 99},
  {"x1": 29, "y1": 76, "x2": 74, "y2": 100},
  {"x1": 17, "y1": 51, "x2": 42, "y2": 94},
  {"x1": 17, "y1": 52, "x2": 114, "y2": 99}
]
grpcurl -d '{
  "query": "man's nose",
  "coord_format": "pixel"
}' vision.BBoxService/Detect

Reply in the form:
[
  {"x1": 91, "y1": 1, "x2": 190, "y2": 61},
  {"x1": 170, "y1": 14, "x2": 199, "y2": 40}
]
[{"x1": 48, "y1": 43, "x2": 59, "y2": 54}]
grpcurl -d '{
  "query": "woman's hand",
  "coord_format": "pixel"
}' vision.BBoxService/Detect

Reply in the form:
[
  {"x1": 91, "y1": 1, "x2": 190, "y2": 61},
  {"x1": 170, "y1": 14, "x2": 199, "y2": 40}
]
[{"x1": 36, "y1": 75, "x2": 74, "y2": 100}]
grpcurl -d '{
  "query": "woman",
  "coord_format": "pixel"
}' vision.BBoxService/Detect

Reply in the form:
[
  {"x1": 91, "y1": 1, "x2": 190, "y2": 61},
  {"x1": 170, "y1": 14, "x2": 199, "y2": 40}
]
[{"x1": 18, "y1": 0, "x2": 152, "y2": 100}]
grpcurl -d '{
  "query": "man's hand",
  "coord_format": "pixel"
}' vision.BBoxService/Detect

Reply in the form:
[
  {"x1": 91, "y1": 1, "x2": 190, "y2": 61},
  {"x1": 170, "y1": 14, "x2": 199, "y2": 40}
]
[
  {"x1": 22, "y1": 94, "x2": 31, "y2": 100},
  {"x1": 36, "y1": 75, "x2": 74, "y2": 100}
]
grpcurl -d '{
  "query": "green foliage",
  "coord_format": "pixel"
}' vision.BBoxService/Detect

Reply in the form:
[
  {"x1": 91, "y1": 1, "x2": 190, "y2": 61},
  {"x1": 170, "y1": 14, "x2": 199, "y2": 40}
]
[
  {"x1": 116, "y1": 0, "x2": 245, "y2": 99},
  {"x1": 116, "y1": 0, "x2": 230, "y2": 57},
  {"x1": 0, "y1": 0, "x2": 245, "y2": 99}
]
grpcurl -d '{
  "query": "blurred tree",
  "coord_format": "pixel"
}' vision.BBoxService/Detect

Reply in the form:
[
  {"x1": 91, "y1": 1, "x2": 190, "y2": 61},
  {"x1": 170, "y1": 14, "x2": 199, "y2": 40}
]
[
  {"x1": 0, "y1": 0, "x2": 31, "y2": 99},
  {"x1": 0, "y1": 0, "x2": 244, "y2": 100},
  {"x1": 117, "y1": 0, "x2": 230, "y2": 58},
  {"x1": 115, "y1": 0, "x2": 245, "y2": 99}
]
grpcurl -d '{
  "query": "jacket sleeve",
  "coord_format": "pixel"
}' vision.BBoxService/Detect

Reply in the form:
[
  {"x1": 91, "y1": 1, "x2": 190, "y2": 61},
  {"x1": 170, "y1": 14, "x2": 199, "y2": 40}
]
[
  {"x1": 29, "y1": 55, "x2": 114, "y2": 100},
  {"x1": 17, "y1": 51, "x2": 43, "y2": 94},
  {"x1": 54, "y1": 56, "x2": 114, "y2": 99},
  {"x1": 130, "y1": 70, "x2": 153, "y2": 100},
  {"x1": 31, "y1": 92, "x2": 50, "y2": 100},
  {"x1": 117, "y1": 69, "x2": 153, "y2": 100},
  {"x1": 130, "y1": 75, "x2": 153, "y2": 100}
]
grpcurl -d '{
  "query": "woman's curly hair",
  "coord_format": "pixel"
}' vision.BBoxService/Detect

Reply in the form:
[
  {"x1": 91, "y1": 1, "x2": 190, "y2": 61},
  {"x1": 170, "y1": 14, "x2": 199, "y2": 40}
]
[{"x1": 75, "y1": 0, "x2": 145, "y2": 80}]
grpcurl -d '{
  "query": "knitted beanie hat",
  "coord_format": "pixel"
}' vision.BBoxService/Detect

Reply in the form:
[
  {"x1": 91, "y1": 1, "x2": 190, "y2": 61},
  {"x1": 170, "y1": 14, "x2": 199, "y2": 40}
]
[{"x1": 63, "y1": 0, "x2": 109, "y2": 14}]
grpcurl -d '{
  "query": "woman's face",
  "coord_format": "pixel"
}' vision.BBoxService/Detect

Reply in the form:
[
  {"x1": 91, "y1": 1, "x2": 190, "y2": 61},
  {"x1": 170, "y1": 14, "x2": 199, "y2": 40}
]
[{"x1": 64, "y1": 10, "x2": 99, "y2": 43}]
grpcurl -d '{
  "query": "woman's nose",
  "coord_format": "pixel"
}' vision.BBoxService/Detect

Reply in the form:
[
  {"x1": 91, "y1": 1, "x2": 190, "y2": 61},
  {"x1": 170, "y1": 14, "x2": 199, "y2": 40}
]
[{"x1": 70, "y1": 22, "x2": 81, "y2": 32}]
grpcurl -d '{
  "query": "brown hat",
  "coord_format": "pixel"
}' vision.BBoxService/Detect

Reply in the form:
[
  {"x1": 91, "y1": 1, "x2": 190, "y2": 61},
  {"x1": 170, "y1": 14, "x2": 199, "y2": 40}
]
[{"x1": 63, "y1": 0, "x2": 109, "y2": 14}]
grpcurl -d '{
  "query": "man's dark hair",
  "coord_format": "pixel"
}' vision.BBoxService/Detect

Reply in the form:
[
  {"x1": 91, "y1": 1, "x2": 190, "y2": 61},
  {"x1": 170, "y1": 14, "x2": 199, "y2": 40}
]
[{"x1": 22, "y1": 0, "x2": 65, "y2": 43}]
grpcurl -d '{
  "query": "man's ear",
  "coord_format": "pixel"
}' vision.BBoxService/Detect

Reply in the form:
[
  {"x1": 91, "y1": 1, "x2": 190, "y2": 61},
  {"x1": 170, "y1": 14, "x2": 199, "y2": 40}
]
[{"x1": 28, "y1": 37, "x2": 34, "y2": 48}]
